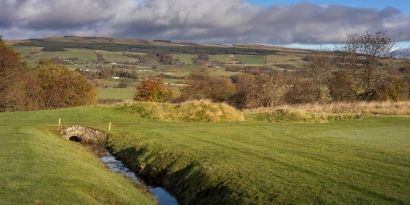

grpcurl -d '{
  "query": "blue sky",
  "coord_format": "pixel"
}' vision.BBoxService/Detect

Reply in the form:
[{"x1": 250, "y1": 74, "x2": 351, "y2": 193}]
[{"x1": 249, "y1": 0, "x2": 410, "y2": 14}]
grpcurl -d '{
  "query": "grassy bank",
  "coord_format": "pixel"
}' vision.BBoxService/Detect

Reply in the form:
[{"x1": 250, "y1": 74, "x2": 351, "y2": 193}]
[
  {"x1": 0, "y1": 109, "x2": 155, "y2": 205},
  {"x1": 1, "y1": 104, "x2": 410, "y2": 204},
  {"x1": 116, "y1": 100, "x2": 244, "y2": 122}
]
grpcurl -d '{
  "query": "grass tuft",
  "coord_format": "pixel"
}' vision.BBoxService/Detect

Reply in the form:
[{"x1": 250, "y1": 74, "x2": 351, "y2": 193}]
[
  {"x1": 246, "y1": 101, "x2": 410, "y2": 122},
  {"x1": 116, "y1": 100, "x2": 245, "y2": 122},
  {"x1": 246, "y1": 108, "x2": 364, "y2": 122}
]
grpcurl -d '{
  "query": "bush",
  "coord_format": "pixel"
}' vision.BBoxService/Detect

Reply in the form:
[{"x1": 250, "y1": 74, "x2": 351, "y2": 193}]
[
  {"x1": 32, "y1": 63, "x2": 96, "y2": 109},
  {"x1": 284, "y1": 78, "x2": 319, "y2": 104},
  {"x1": 375, "y1": 75, "x2": 409, "y2": 101},
  {"x1": 117, "y1": 100, "x2": 244, "y2": 122},
  {"x1": 180, "y1": 70, "x2": 236, "y2": 102},
  {"x1": 328, "y1": 71, "x2": 357, "y2": 102},
  {"x1": 230, "y1": 73, "x2": 286, "y2": 109},
  {"x1": 134, "y1": 79, "x2": 173, "y2": 102}
]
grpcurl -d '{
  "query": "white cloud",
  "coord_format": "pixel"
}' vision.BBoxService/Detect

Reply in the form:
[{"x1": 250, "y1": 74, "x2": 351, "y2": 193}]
[{"x1": 1, "y1": 0, "x2": 410, "y2": 44}]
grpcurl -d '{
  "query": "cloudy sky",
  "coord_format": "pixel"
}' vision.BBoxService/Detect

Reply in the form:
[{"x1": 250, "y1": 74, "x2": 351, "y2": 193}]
[{"x1": 1, "y1": 0, "x2": 410, "y2": 48}]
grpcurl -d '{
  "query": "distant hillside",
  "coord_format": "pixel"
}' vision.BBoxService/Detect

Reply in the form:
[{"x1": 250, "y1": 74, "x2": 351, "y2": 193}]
[
  {"x1": 11, "y1": 36, "x2": 309, "y2": 55},
  {"x1": 393, "y1": 48, "x2": 410, "y2": 59}
]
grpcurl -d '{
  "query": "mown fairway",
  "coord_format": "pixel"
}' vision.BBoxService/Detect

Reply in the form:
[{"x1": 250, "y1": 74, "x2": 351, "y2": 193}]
[
  {"x1": 0, "y1": 107, "x2": 409, "y2": 204},
  {"x1": 106, "y1": 115, "x2": 410, "y2": 205}
]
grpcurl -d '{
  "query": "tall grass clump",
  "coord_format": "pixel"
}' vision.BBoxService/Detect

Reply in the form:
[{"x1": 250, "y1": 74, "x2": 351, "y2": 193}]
[
  {"x1": 246, "y1": 101, "x2": 410, "y2": 122},
  {"x1": 245, "y1": 108, "x2": 363, "y2": 122},
  {"x1": 116, "y1": 100, "x2": 244, "y2": 122},
  {"x1": 276, "y1": 101, "x2": 410, "y2": 115}
]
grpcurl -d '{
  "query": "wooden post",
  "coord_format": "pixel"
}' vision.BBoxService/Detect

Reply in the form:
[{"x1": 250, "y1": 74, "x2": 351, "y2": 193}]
[{"x1": 108, "y1": 122, "x2": 112, "y2": 131}]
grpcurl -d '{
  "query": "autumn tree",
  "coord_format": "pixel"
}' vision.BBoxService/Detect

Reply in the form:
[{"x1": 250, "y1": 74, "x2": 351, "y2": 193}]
[
  {"x1": 230, "y1": 73, "x2": 286, "y2": 108},
  {"x1": 0, "y1": 37, "x2": 28, "y2": 111},
  {"x1": 32, "y1": 63, "x2": 96, "y2": 109},
  {"x1": 179, "y1": 69, "x2": 236, "y2": 102},
  {"x1": 134, "y1": 79, "x2": 173, "y2": 102}
]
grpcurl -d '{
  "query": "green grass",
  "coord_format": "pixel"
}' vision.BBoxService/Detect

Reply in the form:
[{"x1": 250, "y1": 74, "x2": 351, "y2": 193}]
[
  {"x1": 236, "y1": 55, "x2": 266, "y2": 65},
  {"x1": 105, "y1": 116, "x2": 410, "y2": 205},
  {"x1": 97, "y1": 87, "x2": 135, "y2": 100},
  {"x1": 1, "y1": 106, "x2": 409, "y2": 204},
  {"x1": 209, "y1": 54, "x2": 231, "y2": 63},
  {"x1": 0, "y1": 108, "x2": 155, "y2": 205},
  {"x1": 171, "y1": 54, "x2": 195, "y2": 65}
]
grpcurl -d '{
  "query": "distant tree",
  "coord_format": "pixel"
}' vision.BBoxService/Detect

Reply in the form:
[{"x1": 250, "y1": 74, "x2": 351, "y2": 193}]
[
  {"x1": 32, "y1": 63, "x2": 96, "y2": 109},
  {"x1": 192, "y1": 54, "x2": 209, "y2": 66},
  {"x1": 306, "y1": 55, "x2": 331, "y2": 102},
  {"x1": 134, "y1": 79, "x2": 173, "y2": 102},
  {"x1": 0, "y1": 38, "x2": 28, "y2": 111},
  {"x1": 342, "y1": 32, "x2": 394, "y2": 100},
  {"x1": 155, "y1": 52, "x2": 174, "y2": 65},
  {"x1": 180, "y1": 69, "x2": 236, "y2": 102}
]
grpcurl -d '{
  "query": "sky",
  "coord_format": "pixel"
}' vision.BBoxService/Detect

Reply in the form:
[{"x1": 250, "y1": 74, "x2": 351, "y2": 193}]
[
  {"x1": 250, "y1": 0, "x2": 410, "y2": 14},
  {"x1": 1, "y1": 0, "x2": 410, "y2": 49}
]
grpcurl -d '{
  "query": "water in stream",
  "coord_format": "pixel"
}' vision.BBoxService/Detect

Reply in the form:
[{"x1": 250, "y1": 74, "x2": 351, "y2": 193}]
[{"x1": 99, "y1": 153, "x2": 179, "y2": 205}]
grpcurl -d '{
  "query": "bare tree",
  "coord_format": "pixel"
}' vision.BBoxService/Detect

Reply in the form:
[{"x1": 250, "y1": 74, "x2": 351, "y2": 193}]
[
  {"x1": 306, "y1": 54, "x2": 331, "y2": 102},
  {"x1": 342, "y1": 32, "x2": 394, "y2": 100}
]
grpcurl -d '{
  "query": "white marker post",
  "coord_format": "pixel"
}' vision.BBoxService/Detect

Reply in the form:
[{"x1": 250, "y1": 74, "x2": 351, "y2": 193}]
[
  {"x1": 108, "y1": 122, "x2": 112, "y2": 132},
  {"x1": 58, "y1": 118, "x2": 61, "y2": 127}
]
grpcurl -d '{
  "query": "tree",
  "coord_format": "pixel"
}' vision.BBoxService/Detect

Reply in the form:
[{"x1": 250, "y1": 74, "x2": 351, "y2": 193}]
[
  {"x1": 342, "y1": 32, "x2": 394, "y2": 100},
  {"x1": 134, "y1": 79, "x2": 173, "y2": 102},
  {"x1": 306, "y1": 54, "x2": 331, "y2": 102},
  {"x1": 231, "y1": 73, "x2": 286, "y2": 108},
  {"x1": 32, "y1": 63, "x2": 96, "y2": 109},
  {"x1": 0, "y1": 38, "x2": 28, "y2": 111},
  {"x1": 180, "y1": 69, "x2": 236, "y2": 102},
  {"x1": 192, "y1": 54, "x2": 209, "y2": 66}
]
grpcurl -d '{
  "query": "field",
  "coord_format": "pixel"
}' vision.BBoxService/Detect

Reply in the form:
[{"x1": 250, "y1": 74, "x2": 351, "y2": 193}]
[
  {"x1": 97, "y1": 87, "x2": 135, "y2": 101},
  {"x1": 1, "y1": 105, "x2": 409, "y2": 204}
]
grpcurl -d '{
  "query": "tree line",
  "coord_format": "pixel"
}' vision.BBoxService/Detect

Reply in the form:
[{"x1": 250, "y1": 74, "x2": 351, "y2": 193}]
[
  {"x1": 135, "y1": 32, "x2": 410, "y2": 108},
  {"x1": 0, "y1": 37, "x2": 96, "y2": 112}
]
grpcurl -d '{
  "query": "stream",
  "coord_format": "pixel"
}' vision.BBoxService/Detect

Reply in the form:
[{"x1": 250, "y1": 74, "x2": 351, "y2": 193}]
[{"x1": 94, "y1": 146, "x2": 179, "y2": 205}]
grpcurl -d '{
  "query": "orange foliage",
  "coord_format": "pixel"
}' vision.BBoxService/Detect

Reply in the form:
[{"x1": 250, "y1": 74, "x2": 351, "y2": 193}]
[
  {"x1": 0, "y1": 39, "x2": 28, "y2": 111},
  {"x1": 134, "y1": 79, "x2": 173, "y2": 102},
  {"x1": 32, "y1": 63, "x2": 96, "y2": 109}
]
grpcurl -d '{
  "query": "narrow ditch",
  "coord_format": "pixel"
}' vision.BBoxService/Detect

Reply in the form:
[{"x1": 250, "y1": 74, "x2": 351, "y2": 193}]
[
  {"x1": 60, "y1": 125, "x2": 179, "y2": 205},
  {"x1": 91, "y1": 145, "x2": 179, "y2": 205}
]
